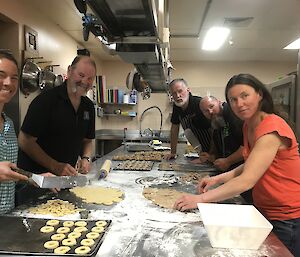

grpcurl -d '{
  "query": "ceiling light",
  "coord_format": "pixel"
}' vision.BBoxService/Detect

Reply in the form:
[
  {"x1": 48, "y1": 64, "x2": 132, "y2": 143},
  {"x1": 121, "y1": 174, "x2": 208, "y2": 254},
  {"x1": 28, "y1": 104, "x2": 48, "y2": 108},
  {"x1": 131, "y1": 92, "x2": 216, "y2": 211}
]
[
  {"x1": 202, "y1": 27, "x2": 230, "y2": 51},
  {"x1": 284, "y1": 37, "x2": 300, "y2": 49}
]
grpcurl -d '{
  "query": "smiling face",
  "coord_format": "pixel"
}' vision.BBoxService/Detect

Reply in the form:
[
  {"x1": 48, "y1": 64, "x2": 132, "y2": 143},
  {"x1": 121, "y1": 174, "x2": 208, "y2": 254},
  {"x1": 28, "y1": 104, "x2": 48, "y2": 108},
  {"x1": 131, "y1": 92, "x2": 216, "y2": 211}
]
[
  {"x1": 227, "y1": 84, "x2": 262, "y2": 121},
  {"x1": 169, "y1": 81, "x2": 190, "y2": 108},
  {"x1": 0, "y1": 58, "x2": 19, "y2": 105},
  {"x1": 67, "y1": 56, "x2": 96, "y2": 96}
]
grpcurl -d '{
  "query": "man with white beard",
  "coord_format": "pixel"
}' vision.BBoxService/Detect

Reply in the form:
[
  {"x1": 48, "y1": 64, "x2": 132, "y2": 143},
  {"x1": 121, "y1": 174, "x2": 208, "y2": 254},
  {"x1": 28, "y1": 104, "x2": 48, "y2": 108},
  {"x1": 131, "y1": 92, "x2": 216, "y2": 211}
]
[
  {"x1": 18, "y1": 55, "x2": 96, "y2": 176},
  {"x1": 164, "y1": 79, "x2": 211, "y2": 160}
]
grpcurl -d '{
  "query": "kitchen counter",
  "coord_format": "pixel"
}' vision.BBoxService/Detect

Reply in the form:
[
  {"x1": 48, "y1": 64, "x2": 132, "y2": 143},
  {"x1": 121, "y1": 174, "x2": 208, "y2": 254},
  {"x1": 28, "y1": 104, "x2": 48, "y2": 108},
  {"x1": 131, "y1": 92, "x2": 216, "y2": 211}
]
[{"x1": 3, "y1": 143, "x2": 293, "y2": 257}]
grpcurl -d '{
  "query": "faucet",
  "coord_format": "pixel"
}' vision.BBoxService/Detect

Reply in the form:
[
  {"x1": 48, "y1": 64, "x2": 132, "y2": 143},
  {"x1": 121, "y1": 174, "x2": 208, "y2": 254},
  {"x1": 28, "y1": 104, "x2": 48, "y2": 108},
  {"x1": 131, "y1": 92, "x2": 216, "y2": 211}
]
[{"x1": 139, "y1": 106, "x2": 163, "y2": 138}]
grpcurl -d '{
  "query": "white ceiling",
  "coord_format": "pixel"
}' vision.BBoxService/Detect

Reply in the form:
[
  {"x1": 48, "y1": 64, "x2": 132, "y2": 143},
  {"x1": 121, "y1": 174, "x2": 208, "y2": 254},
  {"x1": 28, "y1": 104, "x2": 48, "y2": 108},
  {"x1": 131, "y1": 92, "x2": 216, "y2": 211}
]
[{"x1": 29, "y1": 0, "x2": 300, "y2": 62}]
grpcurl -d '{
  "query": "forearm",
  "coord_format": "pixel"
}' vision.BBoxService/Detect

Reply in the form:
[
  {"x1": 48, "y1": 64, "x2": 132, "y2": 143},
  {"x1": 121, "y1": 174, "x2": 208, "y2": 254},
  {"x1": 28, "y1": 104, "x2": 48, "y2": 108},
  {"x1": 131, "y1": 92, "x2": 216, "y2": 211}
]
[
  {"x1": 82, "y1": 139, "x2": 93, "y2": 158},
  {"x1": 18, "y1": 132, "x2": 58, "y2": 173},
  {"x1": 213, "y1": 164, "x2": 244, "y2": 183},
  {"x1": 225, "y1": 146, "x2": 244, "y2": 166},
  {"x1": 170, "y1": 124, "x2": 179, "y2": 154}
]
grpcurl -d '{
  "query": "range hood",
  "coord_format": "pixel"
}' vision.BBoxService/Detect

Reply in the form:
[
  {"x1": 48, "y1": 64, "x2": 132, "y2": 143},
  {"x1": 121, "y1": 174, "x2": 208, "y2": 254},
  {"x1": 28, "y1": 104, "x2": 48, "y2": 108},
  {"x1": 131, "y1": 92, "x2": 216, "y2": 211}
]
[{"x1": 75, "y1": 0, "x2": 170, "y2": 92}]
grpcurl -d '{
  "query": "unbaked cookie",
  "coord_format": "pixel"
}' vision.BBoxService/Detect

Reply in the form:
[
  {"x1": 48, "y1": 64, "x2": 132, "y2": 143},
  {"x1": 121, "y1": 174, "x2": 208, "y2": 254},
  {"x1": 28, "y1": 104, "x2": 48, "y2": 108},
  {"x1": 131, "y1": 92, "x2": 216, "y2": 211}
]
[
  {"x1": 57, "y1": 227, "x2": 70, "y2": 234},
  {"x1": 63, "y1": 221, "x2": 74, "y2": 227},
  {"x1": 62, "y1": 238, "x2": 77, "y2": 246},
  {"x1": 75, "y1": 221, "x2": 87, "y2": 227},
  {"x1": 54, "y1": 246, "x2": 71, "y2": 254},
  {"x1": 46, "y1": 219, "x2": 60, "y2": 226},
  {"x1": 75, "y1": 246, "x2": 91, "y2": 255},
  {"x1": 44, "y1": 240, "x2": 59, "y2": 250},
  {"x1": 81, "y1": 238, "x2": 95, "y2": 247},
  {"x1": 86, "y1": 232, "x2": 99, "y2": 239},
  {"x1": 51, "y1": 233, "x2": 66, "y2": 241},
  {"x1": 74, "y1": 226, "x2": 88, "y2": 233},
  {"x1": 68, "y1": 232, "x2": 81, "y2": 239},
  {"x1": 40, "y1": 226, "x2": 54, "y2": 233},
  {"x1": 91, "y1": 226, "x2": 104, "y2": 233},
  {"x1": 95, "y1": 220, "x2": 107, "y2": 227}
]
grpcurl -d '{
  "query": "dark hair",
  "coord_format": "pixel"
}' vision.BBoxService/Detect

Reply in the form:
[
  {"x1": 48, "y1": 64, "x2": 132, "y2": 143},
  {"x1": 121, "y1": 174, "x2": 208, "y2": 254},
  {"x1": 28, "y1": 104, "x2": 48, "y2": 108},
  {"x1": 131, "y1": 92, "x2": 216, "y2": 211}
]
[
  {"x1": 70, "y1": 55, "x2": 96, "y2": 70},
  {"x1": 0, "y1": 49, "x2": 18, "y2": 70},
  {"x1": 168, "y1": 78, "x2": 188, "y2": 89},
  {"x1": 225, "y1": 73, "x2": 274, "y2": 114}
]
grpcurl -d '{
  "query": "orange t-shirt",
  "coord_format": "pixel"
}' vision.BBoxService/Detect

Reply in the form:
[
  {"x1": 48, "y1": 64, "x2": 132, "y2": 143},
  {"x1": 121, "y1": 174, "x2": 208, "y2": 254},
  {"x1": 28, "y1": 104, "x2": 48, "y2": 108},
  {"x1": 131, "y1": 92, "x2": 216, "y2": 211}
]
[{"x1": 243, "y1": 114, "x2": 300, "y2": 220}]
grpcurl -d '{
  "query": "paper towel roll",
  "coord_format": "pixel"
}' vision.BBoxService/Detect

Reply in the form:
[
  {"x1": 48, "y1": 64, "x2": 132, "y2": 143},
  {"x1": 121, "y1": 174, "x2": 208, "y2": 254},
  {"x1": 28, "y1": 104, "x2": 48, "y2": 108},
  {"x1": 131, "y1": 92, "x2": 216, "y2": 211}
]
[{"x1": 99, "y1": 160, "x2": 112, "y2": 178}]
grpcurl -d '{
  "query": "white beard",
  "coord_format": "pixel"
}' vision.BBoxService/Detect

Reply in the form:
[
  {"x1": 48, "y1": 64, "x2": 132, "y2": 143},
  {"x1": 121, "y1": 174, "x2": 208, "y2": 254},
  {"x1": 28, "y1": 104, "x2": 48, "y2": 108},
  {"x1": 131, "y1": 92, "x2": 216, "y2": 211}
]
[{"x1": 211, "y1": 116, "x2": 226, "y2": 129}]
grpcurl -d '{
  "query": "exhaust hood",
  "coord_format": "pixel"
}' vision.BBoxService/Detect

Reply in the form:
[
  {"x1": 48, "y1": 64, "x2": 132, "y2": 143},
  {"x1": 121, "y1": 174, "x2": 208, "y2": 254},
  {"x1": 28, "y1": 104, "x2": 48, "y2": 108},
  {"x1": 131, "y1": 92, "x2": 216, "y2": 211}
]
[{"x1": 75, "y1": 0, "x2": 170, "y2": 92}]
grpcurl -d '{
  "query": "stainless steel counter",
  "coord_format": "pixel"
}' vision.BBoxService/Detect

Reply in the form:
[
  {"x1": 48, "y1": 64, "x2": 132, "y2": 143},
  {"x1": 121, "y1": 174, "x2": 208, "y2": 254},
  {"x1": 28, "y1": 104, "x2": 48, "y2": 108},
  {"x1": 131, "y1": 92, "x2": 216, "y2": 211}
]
[{"x1": 4, "y1": 143, "x2": 293, "y2": 257}]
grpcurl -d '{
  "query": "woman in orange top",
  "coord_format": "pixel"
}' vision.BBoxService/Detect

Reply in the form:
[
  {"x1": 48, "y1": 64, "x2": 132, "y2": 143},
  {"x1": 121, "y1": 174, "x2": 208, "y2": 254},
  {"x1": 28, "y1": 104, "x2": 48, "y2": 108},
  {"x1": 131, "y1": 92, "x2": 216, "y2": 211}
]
[{"x1": 174, "y1": 74, "x2": 300, "y2": 256}]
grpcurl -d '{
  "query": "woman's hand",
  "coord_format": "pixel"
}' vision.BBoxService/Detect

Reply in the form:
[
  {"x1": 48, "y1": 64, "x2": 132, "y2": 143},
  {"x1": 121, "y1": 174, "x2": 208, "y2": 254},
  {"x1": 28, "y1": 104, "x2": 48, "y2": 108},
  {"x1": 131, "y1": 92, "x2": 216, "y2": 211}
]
[
  {"x1": 174, "y1": 193, "x2": 204, "y2": 211},
  {"x1": 197, "y1": 176, "x2": 219, "y2": 193},
  {"x1": 0, "y1": 162, "x2": 28, "y2": 182}
]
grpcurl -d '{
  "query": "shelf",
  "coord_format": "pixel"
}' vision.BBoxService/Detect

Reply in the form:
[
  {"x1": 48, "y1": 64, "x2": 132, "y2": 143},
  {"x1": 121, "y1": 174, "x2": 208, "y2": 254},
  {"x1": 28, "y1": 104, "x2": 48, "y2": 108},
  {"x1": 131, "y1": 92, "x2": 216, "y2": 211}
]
[
  {"x1": 102, "y1": 113, "x2": 136, "y2": 119},
  {"x1": 100, "y1": 102, "x2": 136, "y2": 106}
]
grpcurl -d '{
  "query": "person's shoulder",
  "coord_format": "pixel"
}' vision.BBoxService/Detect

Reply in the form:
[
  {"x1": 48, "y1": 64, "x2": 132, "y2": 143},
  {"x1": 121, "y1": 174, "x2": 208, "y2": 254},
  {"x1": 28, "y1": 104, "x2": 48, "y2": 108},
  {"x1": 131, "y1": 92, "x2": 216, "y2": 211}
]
[{"x1": 81, "y1": 96, "x2": 94, "y2": 107}]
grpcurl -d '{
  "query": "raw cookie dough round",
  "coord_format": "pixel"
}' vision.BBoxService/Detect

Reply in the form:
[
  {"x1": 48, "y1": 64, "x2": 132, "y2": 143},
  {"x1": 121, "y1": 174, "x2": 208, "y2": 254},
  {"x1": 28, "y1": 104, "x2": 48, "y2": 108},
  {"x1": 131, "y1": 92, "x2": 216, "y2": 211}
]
[
  {"x1": 68, "y1": 232, "x2": 81, "y2": 239},
  {"x1": 81, "y1": 238, "x2": 95, "y2": 247},
  {"x1": 75, "y1": 221, "x2": 87, "y2": 227},
  {"x1": 91, "y1": 226, "x2": 104, "y2": 233},
  {"x1": 46, "y1": 219, "x2": 60, "y2": 226},
  {"x1": 63, "y1": 221, "x2": 74, "y2": 227},
  {"x1": 40, "y1": 226, "x2": 55, "y2": 233},
  {"x1": 62, "y1": 238, "x2": 77, "y2": 246},
  {"x1": 51, "y1": 233, "x2": 66, "y2": 241},
  {"x1": 95, "y1": 220, "x2": 107, "y2": 227},
  {"x1": 86, "y1": 232, "x2": 99, "y2": 239},
  {"x1": 57, "y1": 227, "x2": 71, "y2": 234},
  {"x1": 44, "y1": 240, "x2": 59, "y2": 250},
  {"x1": 75, "y1": 246, "x2": 91, "y2": 255},
  {"x1": 54, "y1": 246, "x2": 71, "y2": 254},
  {"x1": 74, "y1": 226, "x2": 88, "y2": 233}
]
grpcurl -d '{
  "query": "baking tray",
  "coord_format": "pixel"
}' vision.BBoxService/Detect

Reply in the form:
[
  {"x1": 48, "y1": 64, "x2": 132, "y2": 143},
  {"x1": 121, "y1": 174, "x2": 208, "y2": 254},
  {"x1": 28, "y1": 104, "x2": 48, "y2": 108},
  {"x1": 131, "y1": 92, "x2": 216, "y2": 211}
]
[
  {"x1": 0, "y1": 216, "x2": 111, "y2": 256},
  {"x1": 114, "y1": 160, "x2": 154, "y2": 171},
  {"x1": 158, "y1": 162, "x2": 219, "y2": 173}
]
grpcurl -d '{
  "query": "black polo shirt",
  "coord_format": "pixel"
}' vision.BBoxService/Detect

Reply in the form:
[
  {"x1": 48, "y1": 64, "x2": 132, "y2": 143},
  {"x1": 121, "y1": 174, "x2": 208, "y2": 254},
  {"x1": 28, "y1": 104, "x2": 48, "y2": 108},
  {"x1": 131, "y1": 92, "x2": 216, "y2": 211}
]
[
  {"x1": 171, "y1": 93, "x2": 211, "y2": 151},
  {"x1": 18, "y1": 82, "x2": 95, "y2": 173}
]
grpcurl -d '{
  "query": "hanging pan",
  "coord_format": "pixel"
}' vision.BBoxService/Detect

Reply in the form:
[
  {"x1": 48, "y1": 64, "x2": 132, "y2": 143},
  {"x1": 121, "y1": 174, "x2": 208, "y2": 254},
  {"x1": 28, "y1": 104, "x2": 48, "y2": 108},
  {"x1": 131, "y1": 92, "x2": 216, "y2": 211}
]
[
  {"x1": 39, "y1": 67, "x2": 56, "y2": 90},
  {"x1": 21, "y1": 60, "x2": 41, "y2": 95}
]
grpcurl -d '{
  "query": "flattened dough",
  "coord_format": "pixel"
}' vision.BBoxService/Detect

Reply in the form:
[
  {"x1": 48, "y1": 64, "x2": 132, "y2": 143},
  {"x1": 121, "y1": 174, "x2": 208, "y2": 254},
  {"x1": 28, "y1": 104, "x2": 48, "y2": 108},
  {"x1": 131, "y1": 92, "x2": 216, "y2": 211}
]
[
  {"x1": 143, "y1": 188, "x2": 186, "y2": 209},
  {"x1": 70, "y1": 186, "x2": 123, "y2": 205}
]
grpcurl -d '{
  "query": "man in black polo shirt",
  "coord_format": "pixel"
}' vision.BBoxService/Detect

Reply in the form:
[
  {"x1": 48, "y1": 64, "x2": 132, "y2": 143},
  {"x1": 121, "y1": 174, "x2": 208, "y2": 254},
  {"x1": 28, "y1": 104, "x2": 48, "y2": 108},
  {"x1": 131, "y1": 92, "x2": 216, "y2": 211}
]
[
  {"x1": 164, "y1": 78, "x2": 211, "y2": 160},
  {"x1": 18, "y1": 55, "x2": 96, "y2": 176}
]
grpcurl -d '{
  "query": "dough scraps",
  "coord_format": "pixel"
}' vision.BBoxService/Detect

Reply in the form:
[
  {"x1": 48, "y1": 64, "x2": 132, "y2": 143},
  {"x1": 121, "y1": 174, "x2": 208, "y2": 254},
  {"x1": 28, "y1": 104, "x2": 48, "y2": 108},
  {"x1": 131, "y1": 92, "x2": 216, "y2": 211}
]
[
  {"x1": 143, "y1": 188, "x2": 186, "y2": 209},
  {"x1": 28, "y1": 199, "x2": 83, "y2": 217},
  {"x1": 70, "y1": 186, "x2": 123, "y2": 205}
]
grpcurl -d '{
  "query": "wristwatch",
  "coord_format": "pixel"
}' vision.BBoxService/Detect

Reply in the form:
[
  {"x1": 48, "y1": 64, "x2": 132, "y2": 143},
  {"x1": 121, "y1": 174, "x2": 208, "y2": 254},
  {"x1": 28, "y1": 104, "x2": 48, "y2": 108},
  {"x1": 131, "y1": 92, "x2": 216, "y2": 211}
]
[{"x1": 82, "y1": 156, "x2": 91, "y2": 162}]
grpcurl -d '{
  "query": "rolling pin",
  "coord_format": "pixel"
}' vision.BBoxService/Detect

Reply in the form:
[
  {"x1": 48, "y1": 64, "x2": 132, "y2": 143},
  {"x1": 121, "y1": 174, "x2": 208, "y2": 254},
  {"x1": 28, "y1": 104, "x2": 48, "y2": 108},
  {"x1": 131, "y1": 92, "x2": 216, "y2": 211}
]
[{"x1": 99, "y1": 160, "x2": 112, "y2": 179}]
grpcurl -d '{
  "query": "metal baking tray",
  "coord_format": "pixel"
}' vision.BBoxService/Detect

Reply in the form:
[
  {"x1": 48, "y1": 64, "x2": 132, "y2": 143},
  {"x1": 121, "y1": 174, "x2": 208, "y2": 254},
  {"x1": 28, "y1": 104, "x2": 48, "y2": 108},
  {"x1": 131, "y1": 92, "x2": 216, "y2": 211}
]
[{"x1": 0, "y1": 216, "x2": 111, "y2": 256}]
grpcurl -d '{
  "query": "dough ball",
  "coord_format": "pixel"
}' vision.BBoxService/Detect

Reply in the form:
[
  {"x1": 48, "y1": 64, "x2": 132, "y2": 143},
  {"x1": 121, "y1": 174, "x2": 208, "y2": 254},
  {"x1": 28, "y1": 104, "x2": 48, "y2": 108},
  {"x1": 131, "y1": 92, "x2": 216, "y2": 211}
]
[
  {"x1": 54, "y1": 246, "x2": 71, "y2": 254},
  {"x1": 44, "y1": 240, "x2": 59, "y2": 250},
  {"x1": 40, "y1": 226, "x2": 54, "y2": 233}
]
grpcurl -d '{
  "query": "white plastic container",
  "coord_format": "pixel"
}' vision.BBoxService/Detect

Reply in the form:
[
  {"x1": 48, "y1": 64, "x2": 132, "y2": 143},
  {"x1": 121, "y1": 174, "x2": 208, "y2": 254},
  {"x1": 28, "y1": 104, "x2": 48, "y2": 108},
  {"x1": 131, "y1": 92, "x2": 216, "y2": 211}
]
[{"x1": 197, "y1": 203, "x2": 273, "y2": 250}]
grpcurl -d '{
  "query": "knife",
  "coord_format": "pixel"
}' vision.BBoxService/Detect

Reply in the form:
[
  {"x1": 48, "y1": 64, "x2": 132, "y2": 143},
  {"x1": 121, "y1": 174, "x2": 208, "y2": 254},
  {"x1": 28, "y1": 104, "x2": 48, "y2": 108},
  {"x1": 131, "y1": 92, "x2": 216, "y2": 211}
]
[{"x1": 12, "y1": 167, "x2": 87, "y2": 189}]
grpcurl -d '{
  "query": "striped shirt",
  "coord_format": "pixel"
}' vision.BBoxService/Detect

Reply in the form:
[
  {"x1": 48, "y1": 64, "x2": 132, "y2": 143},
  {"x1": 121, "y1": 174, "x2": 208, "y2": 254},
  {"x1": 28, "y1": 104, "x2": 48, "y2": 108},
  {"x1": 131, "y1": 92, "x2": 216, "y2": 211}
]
[{"x1": 0, "y1": 113, "x2": 18, "y2": 214}]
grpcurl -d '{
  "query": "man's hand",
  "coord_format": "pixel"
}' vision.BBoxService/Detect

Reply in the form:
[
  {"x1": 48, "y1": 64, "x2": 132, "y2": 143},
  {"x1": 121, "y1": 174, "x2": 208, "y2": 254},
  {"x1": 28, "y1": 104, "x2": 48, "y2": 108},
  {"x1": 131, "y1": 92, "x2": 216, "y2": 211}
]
[
  {"x1": 174, "y1": 193, "x2": 203, "y2": 211},
  {"x1": 0, "y1": 162, "x2": 28, "y2": 182},
  {"x1": 77, "y1": 159, "x2": 91, "y2": 174},
  {"x1": 213, "y1": 158, "x2": 230, "y2": 171},
  {"x1": 52, "y1": 162, "x2": 78, "y2": 176},
  {"x1": 163, "y1": 153, "x2": 177, "y2": 160}
]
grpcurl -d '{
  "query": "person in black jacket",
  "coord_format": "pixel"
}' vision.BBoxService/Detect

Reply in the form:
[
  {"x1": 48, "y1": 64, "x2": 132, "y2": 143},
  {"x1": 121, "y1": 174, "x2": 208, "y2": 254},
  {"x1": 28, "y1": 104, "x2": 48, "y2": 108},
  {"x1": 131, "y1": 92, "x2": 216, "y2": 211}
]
[
  {"x1": 164, "y1": 78, "x2": 211, "y2": 160},
  {"x1": 198, "y1": 96, "x2": 244, "y2": 171}
]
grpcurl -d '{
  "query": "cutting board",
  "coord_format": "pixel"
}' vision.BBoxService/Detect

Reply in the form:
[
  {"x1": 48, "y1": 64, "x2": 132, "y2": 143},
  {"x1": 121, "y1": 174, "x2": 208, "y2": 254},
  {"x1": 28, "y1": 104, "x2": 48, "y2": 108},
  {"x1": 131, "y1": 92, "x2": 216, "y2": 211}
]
[
  {"x1": 159, "y1": 162, "x2": 219, "y2": 173},
  {"x1": 0, "y1": 216, "x2": 111, "y2": 256}
]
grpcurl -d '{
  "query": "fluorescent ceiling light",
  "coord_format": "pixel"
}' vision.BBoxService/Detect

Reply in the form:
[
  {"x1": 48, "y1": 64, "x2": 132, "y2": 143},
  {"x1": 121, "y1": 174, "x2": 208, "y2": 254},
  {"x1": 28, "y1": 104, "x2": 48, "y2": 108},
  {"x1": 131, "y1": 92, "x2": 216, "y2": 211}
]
[
  {"x1": 284, "y1": 37, "x2": 300, "y2": 49},
  {"x1": 202, "y1": 27, "x2": 230, "y2": 51}
]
